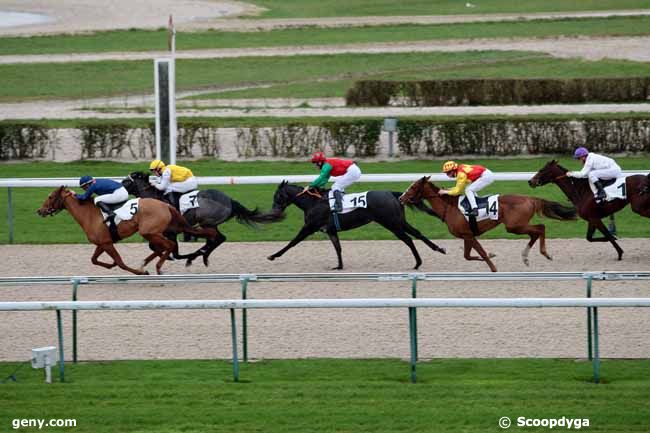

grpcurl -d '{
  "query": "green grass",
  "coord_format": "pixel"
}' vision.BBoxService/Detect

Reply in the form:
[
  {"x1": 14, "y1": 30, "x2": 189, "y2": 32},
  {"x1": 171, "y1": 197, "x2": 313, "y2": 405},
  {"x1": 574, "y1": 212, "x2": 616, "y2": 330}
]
[
  {"x1": 2, "y1": 158, "x2": 649, "y2": 244},
  {"x1": 248, "y1": 0, "x2": 650, "y2": 18},
  {"x1": 7, "y1": 51, "x2": 650, "y2": 102},
  {"x1": 4, "y1": 16, "x2": 650, "y2": 56},
  {"x1": 1, "y1": 359, "x2": 649, "y2": 432}
]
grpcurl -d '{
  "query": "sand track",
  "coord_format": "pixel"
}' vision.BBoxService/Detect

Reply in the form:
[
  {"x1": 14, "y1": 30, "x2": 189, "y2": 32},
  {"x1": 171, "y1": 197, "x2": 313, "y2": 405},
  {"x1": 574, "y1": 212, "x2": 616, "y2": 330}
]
[{"x1": 0, "y1": 239, "x2": 648, "y2": 362}]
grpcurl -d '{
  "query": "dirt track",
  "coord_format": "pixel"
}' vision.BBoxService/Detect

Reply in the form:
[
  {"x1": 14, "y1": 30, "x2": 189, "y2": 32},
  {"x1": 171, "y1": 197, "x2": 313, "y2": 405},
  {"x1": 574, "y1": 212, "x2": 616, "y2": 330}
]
[{"x1": 0, "y1": 239, "x2": 648, "y2": 362}]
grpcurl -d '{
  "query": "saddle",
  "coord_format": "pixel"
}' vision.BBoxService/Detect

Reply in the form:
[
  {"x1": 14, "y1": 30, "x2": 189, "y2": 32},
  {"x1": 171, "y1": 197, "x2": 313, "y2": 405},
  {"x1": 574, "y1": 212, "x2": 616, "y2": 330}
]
[{"x1": 457, "y1": 194, "x2": 499, "y2": 222}]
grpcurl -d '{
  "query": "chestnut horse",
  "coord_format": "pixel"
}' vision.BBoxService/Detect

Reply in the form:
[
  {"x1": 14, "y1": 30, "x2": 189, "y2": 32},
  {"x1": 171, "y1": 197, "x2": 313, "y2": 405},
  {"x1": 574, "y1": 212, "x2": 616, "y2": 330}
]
[
  {"x1": 399, "y1": 176, "x2": 577, "y2": 272},
  {"x1": 529, "y1": 159, "x2": 650, "y2": 260},
  {"x1": 37, "y1": 187, "x2": 217, "y2": 274}
]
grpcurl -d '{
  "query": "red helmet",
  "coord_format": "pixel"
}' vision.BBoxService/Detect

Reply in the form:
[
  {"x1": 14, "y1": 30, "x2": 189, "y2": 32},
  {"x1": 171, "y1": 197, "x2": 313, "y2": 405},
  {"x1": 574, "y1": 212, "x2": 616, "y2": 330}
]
[{"x1": 311, "y1": 152, "x2": 326, "y2": 164}]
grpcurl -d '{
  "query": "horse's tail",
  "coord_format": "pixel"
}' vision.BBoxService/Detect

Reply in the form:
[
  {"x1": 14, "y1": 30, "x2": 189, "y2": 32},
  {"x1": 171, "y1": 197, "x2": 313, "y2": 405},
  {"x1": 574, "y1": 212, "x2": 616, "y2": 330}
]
[
  {"x1": 392, "y1": 191, "x2": 442, "y2": 220},
  {"x1": 231, "y1": 199, "x2": 284, "y2": 227},
  {"x1": 168, "y1": 205, "x2": 218, "y2": 239},
  {"x1": 536, "y1": 199, "x2": 578, "y2": 221}
]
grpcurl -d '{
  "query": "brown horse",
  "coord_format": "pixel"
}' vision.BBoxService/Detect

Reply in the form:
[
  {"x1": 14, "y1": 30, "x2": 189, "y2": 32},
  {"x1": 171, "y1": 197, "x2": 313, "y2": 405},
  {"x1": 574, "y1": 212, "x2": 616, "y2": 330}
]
[
  {"x1": 529, "y1": 160, "x2": 650, "y2": 260},
  {"x1": 399, "y1": 176, "x2": 577, "y2": 272},
  {"x1": 37, "y1": 187, "x2": 217, "y2": 275}
]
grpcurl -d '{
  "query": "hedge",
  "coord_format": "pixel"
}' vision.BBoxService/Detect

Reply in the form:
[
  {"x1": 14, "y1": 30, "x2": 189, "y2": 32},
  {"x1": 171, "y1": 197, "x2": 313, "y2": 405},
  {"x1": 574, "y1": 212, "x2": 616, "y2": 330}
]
[
  {"x1": 346, "y1": 78, "x2": 650, "y2": 106},
  {"x1": 1, "y1": 118, "x2": 649, "y2": 161}
]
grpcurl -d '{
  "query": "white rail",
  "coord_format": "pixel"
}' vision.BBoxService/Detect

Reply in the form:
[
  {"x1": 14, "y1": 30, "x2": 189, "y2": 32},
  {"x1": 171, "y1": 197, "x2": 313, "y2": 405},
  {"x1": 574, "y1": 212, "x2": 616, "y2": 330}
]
[
  {"x1": 1, "y1": 171, "x2": 648, "y2": 187},
  {"x1": 1, "y1": 271, "x2": 649, "y2": 286},
  {"x1": 1, "y1": 297, "x2": 650, "y2": 311}
]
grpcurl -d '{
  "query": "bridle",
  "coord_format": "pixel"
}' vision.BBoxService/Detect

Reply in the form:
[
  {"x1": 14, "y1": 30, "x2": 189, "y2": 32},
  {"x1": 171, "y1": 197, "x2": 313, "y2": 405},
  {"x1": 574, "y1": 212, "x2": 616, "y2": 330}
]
[{"x1": 42, "y1": 188, "x2": 70, "y2": 216}]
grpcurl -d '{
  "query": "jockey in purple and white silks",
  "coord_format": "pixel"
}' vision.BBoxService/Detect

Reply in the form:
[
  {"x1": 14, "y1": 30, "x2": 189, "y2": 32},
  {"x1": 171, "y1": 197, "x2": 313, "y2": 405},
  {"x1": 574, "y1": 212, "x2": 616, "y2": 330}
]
[{"x1": 567, "y1": 147, "x2": 622, "y2": 202}]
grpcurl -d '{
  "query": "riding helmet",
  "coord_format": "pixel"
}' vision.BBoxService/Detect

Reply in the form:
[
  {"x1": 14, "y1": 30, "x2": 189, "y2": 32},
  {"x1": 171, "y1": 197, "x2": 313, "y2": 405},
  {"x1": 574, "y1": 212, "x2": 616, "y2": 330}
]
[
  {"x1": 79, "y1": 175, "x2": 94, "y2": 187},
  {"x1": 311, "y1": 152, "x2": 326, "y2": 164},
  {"x1": 149, "y1": 159, "x2": 166, "y2": 171},
  {"x1": 442, "y1": 161, "x2": 458, "y2": 173},
  {"x1": 573, "y1": 147, "x2": 589, "y2": 159}
]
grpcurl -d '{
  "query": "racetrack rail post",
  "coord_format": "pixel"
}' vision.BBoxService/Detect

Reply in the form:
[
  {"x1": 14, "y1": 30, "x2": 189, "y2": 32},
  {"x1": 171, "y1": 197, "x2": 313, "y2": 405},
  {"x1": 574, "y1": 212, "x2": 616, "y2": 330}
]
[
  {"x1": 56, "y1": 310, "x2": 65, "y2": 383},
  {"x1": 586, "y1": 276, "x2": 593, "y2": 361},
  {"x1": 230, "y1": 308, "x2": 240, "y2": 382},
  {"x1": 72, "y1": 278, "x2": 79, "y2": 363}
]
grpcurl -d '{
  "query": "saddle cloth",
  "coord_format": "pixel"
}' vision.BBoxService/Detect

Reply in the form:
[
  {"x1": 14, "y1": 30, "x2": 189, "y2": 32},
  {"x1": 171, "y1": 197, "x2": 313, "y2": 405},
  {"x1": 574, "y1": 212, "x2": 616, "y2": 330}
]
[
  {"x1": 588, "y1": 176, "x2": 627, "y2": 201},
  {"x1": 101, "y1": 198, "x2": 140, "y2": 225},
  {"x1": 328, "y1": 191, "x2": 369, "y2": 214},
  {"x1": 179, "y1": 190, "x2": 200, "y2": 214},
  {"x1": 458, "y1": 194, "x2": 499, "y2": 222}
]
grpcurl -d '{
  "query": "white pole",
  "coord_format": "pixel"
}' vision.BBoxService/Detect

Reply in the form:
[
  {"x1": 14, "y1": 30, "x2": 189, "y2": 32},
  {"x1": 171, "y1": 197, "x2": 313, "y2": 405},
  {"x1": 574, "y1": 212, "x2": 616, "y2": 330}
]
[{"x1": 169, "y1": 15, "x2": 177, "y2": 165}]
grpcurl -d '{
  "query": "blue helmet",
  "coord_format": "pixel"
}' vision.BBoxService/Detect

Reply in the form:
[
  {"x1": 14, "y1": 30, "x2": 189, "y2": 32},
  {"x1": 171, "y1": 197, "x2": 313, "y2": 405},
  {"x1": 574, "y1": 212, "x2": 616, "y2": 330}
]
[
  {"x1": 573, "y1": 147, "x2": 589, "y2": 159},
  {"x1": 79, "y1": 175, "x2": 94, "y2": 187}
]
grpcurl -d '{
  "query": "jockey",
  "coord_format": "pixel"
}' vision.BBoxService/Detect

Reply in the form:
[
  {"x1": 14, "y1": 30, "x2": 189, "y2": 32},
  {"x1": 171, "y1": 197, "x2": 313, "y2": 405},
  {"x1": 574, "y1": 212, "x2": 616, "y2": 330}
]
[
  {"x1": 76, "y1": 175, "x2": 128, "y2": 220},
  {"x1": 439, "y1": 160, "x2": 495, "y2": 217},
  {"x1": 567, "y1": 147, "x2": 622, "y2": 202},
  {"x1": 148, "y1": 159, "x2": 198, "y2": 209},
  {"x1": 306, "y1": 152, "x2": 361, "y2": 212}
]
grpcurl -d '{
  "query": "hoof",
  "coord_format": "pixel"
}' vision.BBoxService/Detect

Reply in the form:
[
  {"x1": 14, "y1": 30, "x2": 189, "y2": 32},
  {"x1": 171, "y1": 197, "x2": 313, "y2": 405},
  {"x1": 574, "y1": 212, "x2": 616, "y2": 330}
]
[
  {"x1": 488, "y1": 253, "x2": 497, "y2": 259},
  {"x1": 185, "y1": 259, "x2": 193, "y2": 268},
  {"x1": 267, "y1": 255, "x2": 276, "y2": 261},
  {"x1": 522, "y1": 258, "x2": 530, "y2": 266},
  {"x1": 202, "y1": 256, "x2": 209, "y2": 267},
  {"x1": 143, "y1": 271, "x2": 150, "y2": 276},
  {"x1": 438, "y1": 247, "x2": 447, "y2": 255},
  {"x1": 331, "y1": 266, "x2": 343, "y2": 270},
  {"x1": 545, "y1": 254, "x2": 553, "y2": 261}
]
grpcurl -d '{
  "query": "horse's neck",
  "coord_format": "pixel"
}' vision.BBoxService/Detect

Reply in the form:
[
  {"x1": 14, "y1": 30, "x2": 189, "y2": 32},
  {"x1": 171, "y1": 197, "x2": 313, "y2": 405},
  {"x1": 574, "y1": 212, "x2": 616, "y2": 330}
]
[
  {"x1": 424, "y1": 190, "x2": 451, "y2": 215},
  {"x1": 555, "y1": 177, "x2": 588, "y2": 205},
  {"x1": 137, "y1": 180, "x2": 163, "y2": 199},
  {"x1": 63, "y1": 195, "x2": 100, "y2": 231}
]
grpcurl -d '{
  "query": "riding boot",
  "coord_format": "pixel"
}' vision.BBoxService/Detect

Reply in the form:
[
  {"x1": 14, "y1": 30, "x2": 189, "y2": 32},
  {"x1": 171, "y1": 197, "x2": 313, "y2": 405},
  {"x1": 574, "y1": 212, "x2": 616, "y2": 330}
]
[
  {"x1": 594, "y1": 181, "x2": 606, "y2": 202},
  {"x1": 333, "y1": 190, "x2": 343, "y2": 213},
  {"x1": 467, "y1": 207, "x2": 479, "y2": 217},
  {"x1": 97, "y1": 201, "x2": 114, "y2": 221}
]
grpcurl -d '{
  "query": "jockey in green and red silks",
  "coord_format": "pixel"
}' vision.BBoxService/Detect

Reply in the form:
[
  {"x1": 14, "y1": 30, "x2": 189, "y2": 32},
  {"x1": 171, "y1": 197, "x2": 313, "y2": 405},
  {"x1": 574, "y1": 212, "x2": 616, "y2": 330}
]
[{"x1": 306, "y1": 152, "x2": 361, "y2": 212}]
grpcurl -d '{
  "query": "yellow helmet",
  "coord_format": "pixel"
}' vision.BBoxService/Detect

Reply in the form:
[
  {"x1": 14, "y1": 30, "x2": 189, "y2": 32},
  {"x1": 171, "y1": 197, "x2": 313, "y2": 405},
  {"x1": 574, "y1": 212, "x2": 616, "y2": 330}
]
[
  {"x1": 149, "y1": 159, "x2": 166, "y2": 171},
  {"x1": 442, "y1": 160, "x2": 458, "y2": 173}
]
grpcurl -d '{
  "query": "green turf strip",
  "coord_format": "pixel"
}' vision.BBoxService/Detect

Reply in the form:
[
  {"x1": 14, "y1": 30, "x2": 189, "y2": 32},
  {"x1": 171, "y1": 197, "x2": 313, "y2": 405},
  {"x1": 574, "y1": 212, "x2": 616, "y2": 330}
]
[{"x1": 1, "y1": 359, "x2": 649, "y2": 433}]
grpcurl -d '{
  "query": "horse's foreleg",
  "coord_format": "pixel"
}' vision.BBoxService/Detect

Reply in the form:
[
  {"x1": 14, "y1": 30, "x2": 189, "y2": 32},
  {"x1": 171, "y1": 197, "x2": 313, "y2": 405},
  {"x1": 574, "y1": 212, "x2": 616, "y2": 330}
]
[
  {"x1": 90, "y1": 245, "x2": 117, "y2": 269},
  {"x1": 101, "y1": 243, "x2": 149, "y2": 275},
  {"x1": 587, "y1": 220, "x2": 624, "y2": 260},
  {"x1": 402, "y1": 222, "x2": 446, "y2": 255},
  {"x1": 267, "y1": 225, "x2": 316, "y2": 261},
  {"x1": 326, "y1": 230, "x2": 344, "y2": 270},
  {"x1": 144, "y1": 234, "x2": 175, "y2": 275},
  {"x1": 462, "y1": 239, "x2": 496, "y2": 261},
  {"x1": 470, "y1": 239, "x2": 497, "y2": 272}
]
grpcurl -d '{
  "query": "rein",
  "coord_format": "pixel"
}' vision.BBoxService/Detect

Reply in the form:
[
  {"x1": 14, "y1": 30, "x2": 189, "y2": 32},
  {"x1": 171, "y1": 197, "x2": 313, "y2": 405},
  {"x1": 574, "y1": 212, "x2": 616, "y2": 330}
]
[{"x1": 296, "y1": 188, "x2": 322, "y2": 199}]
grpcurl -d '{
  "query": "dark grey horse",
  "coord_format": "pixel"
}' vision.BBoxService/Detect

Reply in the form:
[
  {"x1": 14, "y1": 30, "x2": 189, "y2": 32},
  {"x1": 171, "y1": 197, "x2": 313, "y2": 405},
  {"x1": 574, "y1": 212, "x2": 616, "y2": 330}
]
[
  {"x1": 122, "y1": 172, "x2": 281, "y2": 266},
  {"x1": 267, "y1": 181, "x2": 446, "y2": 269}
]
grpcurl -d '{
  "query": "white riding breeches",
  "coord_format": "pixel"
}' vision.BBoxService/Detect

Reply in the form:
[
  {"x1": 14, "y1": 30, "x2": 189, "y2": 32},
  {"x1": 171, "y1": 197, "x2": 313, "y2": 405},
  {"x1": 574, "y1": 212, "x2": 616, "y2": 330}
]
[
  {"x1": 332, "y1": 164, "x2": 361, "y2": 192},
  {"x1": 165, "y1": 177, "x2": 199, "y2": 194},
  {"x1": 588, "y1": 168, "x2": 621, "y2": 184},
  {"x1": 464, "y1": 169, "x2": 495, "y2": 209},
  {"x1": 94, "y1": 187, "x2": 128, "y2": 205}
]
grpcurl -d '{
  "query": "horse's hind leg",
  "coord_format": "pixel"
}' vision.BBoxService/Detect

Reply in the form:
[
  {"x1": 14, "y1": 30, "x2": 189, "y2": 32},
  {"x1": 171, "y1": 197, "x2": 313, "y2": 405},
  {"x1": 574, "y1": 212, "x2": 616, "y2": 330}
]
[
  {"x1": 91, "y1": 245, "x2": 117, "y2": 269},
  {"x1": 198, "y1": 230, "x2": 227, "y2": 267},
  {"x1": 101, "y1": 243, "x2": 149, "y2": 275},
  {"x1": 268, "y1": 225, "x2": 317, "y2": 262},
  {"x1": 402, "y1": 221, "x2": 446, "y2": 255},
  {"x1": 504, "y1": 223, "x2": 547, "y2": 265},
  {"x1": 386, "y1": 227, "x2": 422, "y2": 270}
]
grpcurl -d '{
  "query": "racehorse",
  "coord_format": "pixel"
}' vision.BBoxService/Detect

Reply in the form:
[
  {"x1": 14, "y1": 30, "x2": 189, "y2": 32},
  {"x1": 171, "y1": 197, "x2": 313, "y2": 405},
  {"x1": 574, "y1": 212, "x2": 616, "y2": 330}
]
[
  {"x1": 122, "y1": 171, "x2": 282, "y2": 266},
  {"x1": 399, "y1": 176, "x2": 577, "y2": 272},
  {"x1": 266, "y1": 181, "x2": 446, "y2": 269},
  {"x1": 37, "y1": 186, "x2": 217, "y2": 275},
  {"x1": 528, "y1": 159, "x2": 650, "y2": 260}
]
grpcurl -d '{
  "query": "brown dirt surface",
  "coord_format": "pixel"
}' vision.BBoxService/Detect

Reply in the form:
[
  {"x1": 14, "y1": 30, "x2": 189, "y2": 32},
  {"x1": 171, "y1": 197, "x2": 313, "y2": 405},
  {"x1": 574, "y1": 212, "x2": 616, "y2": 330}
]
[{"x1": 0, "y1": 239, "x2": 648, "y2": 362}]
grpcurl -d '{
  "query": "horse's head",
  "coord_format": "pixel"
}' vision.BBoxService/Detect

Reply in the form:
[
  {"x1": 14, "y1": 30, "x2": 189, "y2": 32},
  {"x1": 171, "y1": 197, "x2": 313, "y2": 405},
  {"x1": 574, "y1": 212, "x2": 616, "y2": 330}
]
[
  {"x1": 37, "y1": 186, "x2": 69, "y2": 216},
  {"x1": 271, "y1": 180, "x2": 299, "y2": 214},
  {"x1": 122, "y1": 171, "x2": 157, "y2": 198},
  {"x1": 529, "y1": 160, "x2": 567, "y2": 188},
  {"x1": 399, "y1": 176, "x2": 432, "y2": 205}
]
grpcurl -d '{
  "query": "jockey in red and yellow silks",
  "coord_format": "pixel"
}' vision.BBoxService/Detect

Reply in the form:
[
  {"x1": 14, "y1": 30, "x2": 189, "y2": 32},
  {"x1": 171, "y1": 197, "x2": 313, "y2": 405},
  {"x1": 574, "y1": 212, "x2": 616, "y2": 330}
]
[{"x1": 438, "y1": 161, "x2": 495, "y2": 216}]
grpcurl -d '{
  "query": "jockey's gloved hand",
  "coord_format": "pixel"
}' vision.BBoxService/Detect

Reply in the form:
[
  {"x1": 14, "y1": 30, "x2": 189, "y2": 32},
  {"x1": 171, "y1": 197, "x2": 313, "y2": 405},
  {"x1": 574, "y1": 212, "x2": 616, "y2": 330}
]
[{"x1": 566, "y1": 172, "x2": 574, "y2": 177}]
